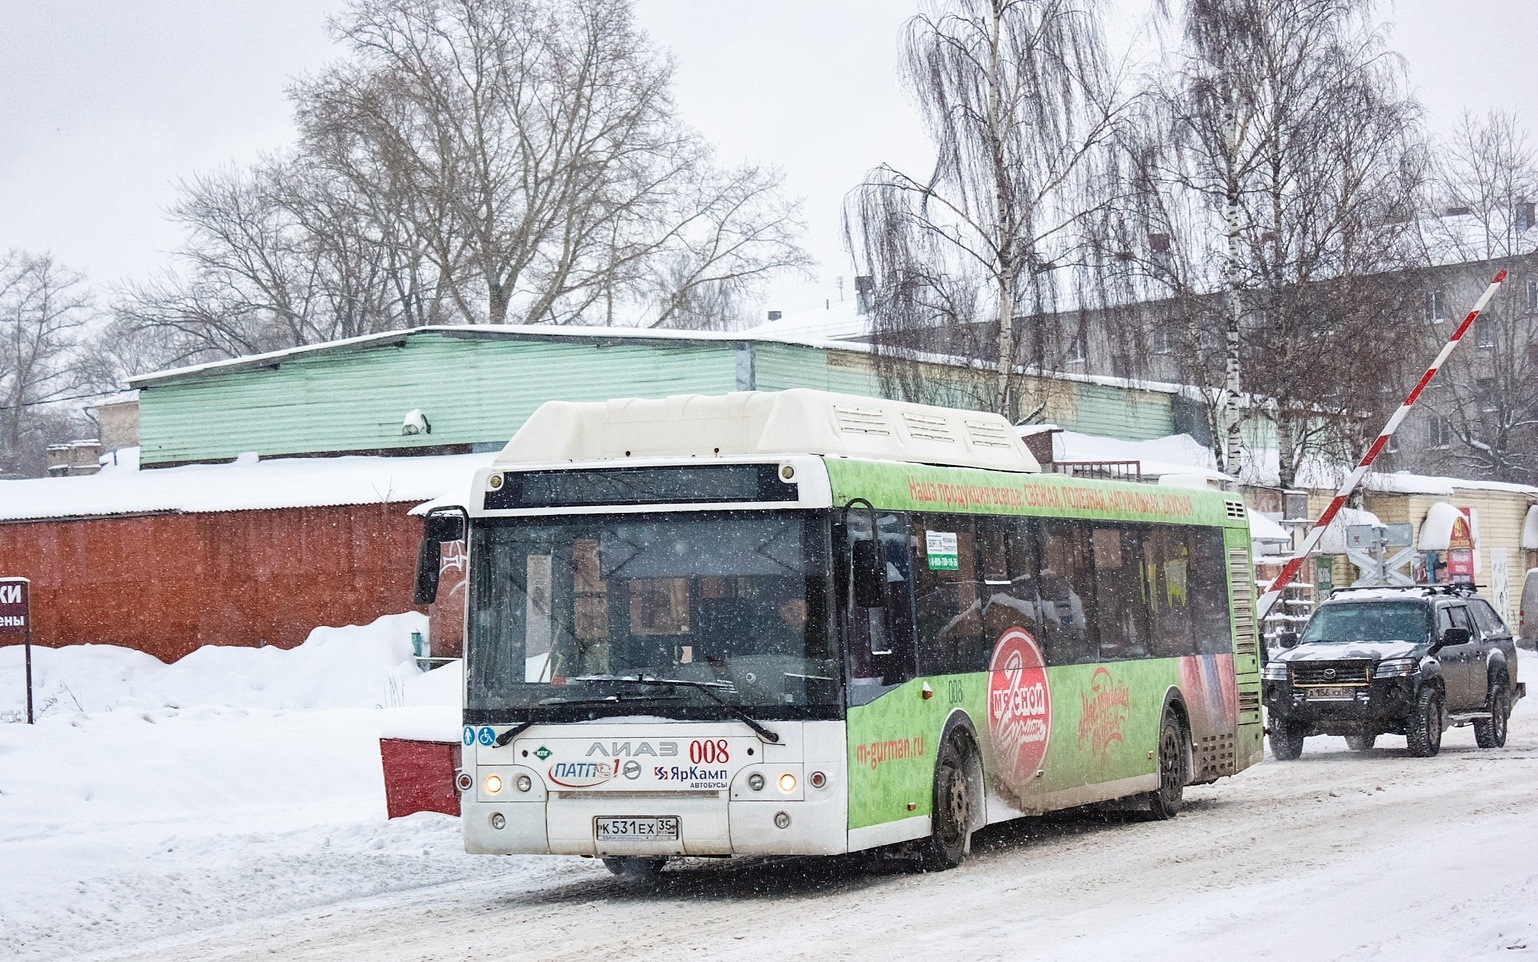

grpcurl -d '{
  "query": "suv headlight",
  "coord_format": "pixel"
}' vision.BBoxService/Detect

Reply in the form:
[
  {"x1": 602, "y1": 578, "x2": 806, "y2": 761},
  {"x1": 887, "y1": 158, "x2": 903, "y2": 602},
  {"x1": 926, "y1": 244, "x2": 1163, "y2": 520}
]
[
  {"x1": 1262, "y1": 663, "x2": 1288, "y2": 681},
  {"x1": 1374, "y1": 657, "x2": 1418, "y2": 678}
]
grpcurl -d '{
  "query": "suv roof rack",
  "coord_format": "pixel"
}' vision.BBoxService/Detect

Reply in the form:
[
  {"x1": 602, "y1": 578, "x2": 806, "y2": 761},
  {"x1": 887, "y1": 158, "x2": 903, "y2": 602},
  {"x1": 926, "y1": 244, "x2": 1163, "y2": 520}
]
[{"x1": 1328, "y1": 583, "x2": 1481, "y2": 599}]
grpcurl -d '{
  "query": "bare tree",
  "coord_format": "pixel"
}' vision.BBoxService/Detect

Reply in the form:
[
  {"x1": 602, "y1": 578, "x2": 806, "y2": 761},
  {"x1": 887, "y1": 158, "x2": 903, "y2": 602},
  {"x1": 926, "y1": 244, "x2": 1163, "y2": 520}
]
[
  {"x1": 1131, "y1": 0, "x2": 1426, "y2": 483},
  {"x1": 115, "y1": 157, "x2": 449, "y2": 366},
  {"x1": 296, "y1": 0, "x2": 806, "y2": 328},
  {"x1": 0, "y1": 252, "x2": 96, "y2": 476},
  {"x1": 1416, "y1": 112, "x2": 1538, "y2": 482},
  {"x1": 845, "y1": 0, "x2": 1122, "y2": 420}
]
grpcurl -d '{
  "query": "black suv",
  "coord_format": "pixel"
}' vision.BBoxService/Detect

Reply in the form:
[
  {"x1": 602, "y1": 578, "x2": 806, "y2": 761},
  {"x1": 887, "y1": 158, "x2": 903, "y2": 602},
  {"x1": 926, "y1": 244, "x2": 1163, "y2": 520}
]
[{"x1": 1263, "y1": 585, "x2": 1524, "y2": 759}]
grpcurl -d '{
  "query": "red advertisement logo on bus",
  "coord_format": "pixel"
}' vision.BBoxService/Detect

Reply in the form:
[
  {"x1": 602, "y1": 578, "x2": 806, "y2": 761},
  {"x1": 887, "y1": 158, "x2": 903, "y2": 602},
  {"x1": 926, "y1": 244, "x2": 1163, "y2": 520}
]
[{"x1": 988, "y1": 627, "x2": 1051, "y2": 792}]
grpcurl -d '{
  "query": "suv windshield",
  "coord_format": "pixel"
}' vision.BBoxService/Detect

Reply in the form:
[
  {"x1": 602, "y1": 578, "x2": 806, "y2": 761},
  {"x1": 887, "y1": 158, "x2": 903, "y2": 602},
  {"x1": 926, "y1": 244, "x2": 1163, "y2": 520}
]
[
  {"x1": 1299, "y1": 601, "x2": 1432, "y2": 645},
  {"x1": 465, "y1": 511, "x2": 836, "y2": 719}
]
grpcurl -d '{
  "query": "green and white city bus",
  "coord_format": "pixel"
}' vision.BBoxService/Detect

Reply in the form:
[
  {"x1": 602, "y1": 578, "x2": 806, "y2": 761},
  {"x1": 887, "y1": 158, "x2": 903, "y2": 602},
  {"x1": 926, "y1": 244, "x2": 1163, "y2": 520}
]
[{"x1": 416, "y1": 390, "x2": 1262, "y2": 874}]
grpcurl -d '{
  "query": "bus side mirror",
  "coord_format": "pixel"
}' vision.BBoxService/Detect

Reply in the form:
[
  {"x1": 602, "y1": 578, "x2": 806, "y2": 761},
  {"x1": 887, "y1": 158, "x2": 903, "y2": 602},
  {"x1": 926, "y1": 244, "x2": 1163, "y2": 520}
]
[
  {"x1": 414, "y1": 511, "x2": 466, "y2": 606},
  {"x1": 852, "y1": 540, "x2": 886, "y2": 609}
]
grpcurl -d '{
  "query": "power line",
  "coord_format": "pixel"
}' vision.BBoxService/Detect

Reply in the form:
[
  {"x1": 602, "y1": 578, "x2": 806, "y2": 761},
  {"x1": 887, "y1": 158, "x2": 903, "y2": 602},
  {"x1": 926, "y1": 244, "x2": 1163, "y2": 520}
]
[{"x1": 0, "y1": 388, "x2": 127, "y2": 412}]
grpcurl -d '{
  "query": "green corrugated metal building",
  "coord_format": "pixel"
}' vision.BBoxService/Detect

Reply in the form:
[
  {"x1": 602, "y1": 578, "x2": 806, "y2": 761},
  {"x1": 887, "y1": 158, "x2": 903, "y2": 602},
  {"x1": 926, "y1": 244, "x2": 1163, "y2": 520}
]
[{"x1": 127, "y1": 326, "x2": 1194, "y2": 467}]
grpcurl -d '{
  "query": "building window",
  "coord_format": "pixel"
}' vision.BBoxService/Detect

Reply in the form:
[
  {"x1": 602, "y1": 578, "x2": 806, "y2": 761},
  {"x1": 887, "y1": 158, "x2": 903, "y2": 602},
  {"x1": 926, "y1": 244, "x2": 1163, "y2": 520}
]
[
  {"x1": 1477, "y1": 378, "x2": 1498, "y2": 413},
  {"x1": 1153, "y1": 327, "x2": 1173, "y2": 354},
  {"x1": 1526, "y1": 278, "x2": 1537, "y2": 312},
  {"x1": 1383, "y1": 433, "x2": 1399, "y2": 454},
  {"x1": 1425, "y1": 289, "x2": 1445, "y2": 322},
  {"x1": 1428, "y1": 415, "x2": 1451, "y2": 449},
  {"x1": 1066, "y1": 332, "x2": 1087, "y2": 364},
  {"x1": 1474, "y1": 314, "x2": 1495, "y2": 348}
]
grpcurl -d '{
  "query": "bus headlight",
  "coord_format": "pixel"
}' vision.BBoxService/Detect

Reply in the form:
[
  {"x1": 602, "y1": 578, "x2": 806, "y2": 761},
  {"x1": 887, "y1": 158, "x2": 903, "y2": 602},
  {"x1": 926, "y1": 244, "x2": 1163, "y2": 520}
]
[
  {"x1": 484, "y1": 774, "x2": 503, "y2": 794},
  {"x1": 747, "y1": 772, "x2": 765, "y2": 792},
  {"x1": 777, "y1": 772, "x2": 797, "y2": 794},
  {"x1": 515, "y1": 774, "x2": 532, "y2": 793}
]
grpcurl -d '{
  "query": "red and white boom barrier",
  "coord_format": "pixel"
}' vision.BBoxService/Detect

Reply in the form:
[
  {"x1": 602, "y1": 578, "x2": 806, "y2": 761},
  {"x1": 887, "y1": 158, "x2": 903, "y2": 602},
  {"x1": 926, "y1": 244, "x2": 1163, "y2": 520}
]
[{"x1": 1255, "y1": 269, "x2": 1509, "y2": 621}]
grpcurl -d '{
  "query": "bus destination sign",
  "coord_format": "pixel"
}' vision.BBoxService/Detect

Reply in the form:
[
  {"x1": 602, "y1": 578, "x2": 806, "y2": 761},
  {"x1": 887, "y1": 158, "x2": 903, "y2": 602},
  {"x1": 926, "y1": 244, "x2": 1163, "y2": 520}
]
[{"x1": 0, "y1": 578, "x2": 29, "y2": 634}]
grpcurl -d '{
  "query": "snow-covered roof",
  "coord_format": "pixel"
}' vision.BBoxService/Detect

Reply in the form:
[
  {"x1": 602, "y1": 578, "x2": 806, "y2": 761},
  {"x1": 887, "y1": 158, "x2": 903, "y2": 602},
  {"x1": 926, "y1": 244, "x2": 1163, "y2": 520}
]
[
  {"x1": 1416, "y1": 500, "x2": 1485, "y2": 551},
  {"x1": 1049, "y1": 430, "x2": 1229, "y2": 483},
  {"x1": 0, "y1": 452, "x2": 493, "y2": 523},
  {"x1": 1249, "y1": 512, "x2": 1291, "y2": 543},
  {"x1": 125, "y1": 324, "x2": 874, "y2": 388},
  {"x1": 124, "y1": 322, "x2": 1198, "y2": 399},
  {"x1": 1416, "y1": 210, "x2": 1537, "y2": 270},
  {"x1": 1314, "y1": 507, "x2": 1383, "y2": 554},
  {"x1": 1365, "y1": 472, "x2": 1538, "y2": 498},
  {"x1": 743, "y1": 297, "x2": 870, "y2": 341}
]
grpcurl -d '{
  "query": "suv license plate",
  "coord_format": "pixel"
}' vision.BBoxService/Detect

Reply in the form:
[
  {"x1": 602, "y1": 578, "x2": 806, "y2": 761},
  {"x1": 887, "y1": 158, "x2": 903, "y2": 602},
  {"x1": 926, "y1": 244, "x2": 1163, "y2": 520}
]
[
  {"x1": 595, "y1": 817, "x2": 680, "y2": 841},
  {"x1": 1307, "y1": 686, "x2": 1357, "y2": 700}
]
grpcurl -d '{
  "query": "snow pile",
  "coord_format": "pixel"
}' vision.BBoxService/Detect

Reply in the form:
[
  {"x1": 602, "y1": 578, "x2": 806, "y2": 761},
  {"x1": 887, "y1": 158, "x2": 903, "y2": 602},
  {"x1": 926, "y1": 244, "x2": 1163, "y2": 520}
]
[
  {"x1": 0, "y1": 612, "x2": 454, "y2": 718},
  {"x1": 0, "y1": 451, "x2": 495, "y2": 523}
]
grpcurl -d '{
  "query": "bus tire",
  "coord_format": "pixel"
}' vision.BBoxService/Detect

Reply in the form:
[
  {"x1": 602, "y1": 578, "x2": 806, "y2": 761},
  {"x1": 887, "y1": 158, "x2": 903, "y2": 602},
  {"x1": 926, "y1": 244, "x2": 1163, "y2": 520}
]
[
  {"x1": 1405, "y1": 686, "x2": 1443, "y2": 757},
  {"x1": 1144, "y1": 709, "x2": 1186, "y2": 820},
  {"x1": 1474, "y1": 678, "x2": 1509, "y2": 749},
  {"x1": 602, "y1": 856, "x2": 667, "y2": 881},
  {"x1": 922, "y1": 729, "x2": 976, "y2": 871}
]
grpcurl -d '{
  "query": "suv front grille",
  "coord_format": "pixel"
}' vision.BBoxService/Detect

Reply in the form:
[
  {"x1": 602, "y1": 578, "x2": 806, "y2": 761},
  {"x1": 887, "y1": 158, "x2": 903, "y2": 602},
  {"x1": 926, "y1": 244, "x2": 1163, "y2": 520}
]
[{"x1": 1290, "y1": 661, "x2": 1371, "y2": 687}]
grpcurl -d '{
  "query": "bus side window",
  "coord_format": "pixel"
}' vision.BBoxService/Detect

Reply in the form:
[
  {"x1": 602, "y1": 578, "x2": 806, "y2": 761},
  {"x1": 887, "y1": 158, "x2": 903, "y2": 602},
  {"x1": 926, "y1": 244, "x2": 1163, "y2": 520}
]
[
  {"x1": 1188, "y1": 528, "x2": 1231, "y2": 654},
  {"x1": 1145, "y1": 525, "x2": 1196, "y2": 658},
  {"x1": 913, "y1": 514, "x2": 984, "y2": 676},
  {"x1": 1091, "y1": 525, "x2": 1151, "y2": 661},
  {"x1": 976, "y1": 516, "x2": 1046, "y2": 660},
  {"x1": 843, "y1": 512, "x2": 917, "y2": 702},
  {"x1": 1039, "y1": 521, "x2": 1098, "y2": 664}
]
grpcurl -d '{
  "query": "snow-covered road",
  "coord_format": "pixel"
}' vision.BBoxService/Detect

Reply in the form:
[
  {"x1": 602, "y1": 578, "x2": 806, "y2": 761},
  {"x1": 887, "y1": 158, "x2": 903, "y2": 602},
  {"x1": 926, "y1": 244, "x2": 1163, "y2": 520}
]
[{"x1": 11, "y1": 701, "x2": 1537, "y2": 962}]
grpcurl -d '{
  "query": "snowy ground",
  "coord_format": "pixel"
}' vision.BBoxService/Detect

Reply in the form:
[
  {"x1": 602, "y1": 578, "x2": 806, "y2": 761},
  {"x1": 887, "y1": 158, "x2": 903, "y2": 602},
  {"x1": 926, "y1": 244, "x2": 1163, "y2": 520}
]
[{"x1": 4, "y1": 629, "x2": 1536, "y2": 961}]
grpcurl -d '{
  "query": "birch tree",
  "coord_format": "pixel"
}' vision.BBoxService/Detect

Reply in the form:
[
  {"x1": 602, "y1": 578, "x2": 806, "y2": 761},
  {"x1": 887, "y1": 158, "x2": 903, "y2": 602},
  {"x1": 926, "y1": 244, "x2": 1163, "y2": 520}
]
[
  {"x1": 845, "y1": 0, "x2": 1121, "y2": 420},
  {"x1": 1135, "y1": 0, "x2": 1425, "y2": 483}
]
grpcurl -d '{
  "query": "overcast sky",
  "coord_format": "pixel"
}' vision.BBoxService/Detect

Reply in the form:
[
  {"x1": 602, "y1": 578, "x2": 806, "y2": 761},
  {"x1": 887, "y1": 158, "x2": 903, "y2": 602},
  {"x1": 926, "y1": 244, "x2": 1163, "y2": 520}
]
[{"x1": 1, "y1": 0, "x2": 1534, "y2": 297}]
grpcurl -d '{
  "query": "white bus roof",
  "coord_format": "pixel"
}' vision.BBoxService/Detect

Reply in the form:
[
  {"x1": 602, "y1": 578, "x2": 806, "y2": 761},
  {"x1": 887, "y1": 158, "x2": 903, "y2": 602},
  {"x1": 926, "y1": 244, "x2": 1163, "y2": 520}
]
[{"x1": 495, "y1": 389, "x2": 1041, "y2": 474}]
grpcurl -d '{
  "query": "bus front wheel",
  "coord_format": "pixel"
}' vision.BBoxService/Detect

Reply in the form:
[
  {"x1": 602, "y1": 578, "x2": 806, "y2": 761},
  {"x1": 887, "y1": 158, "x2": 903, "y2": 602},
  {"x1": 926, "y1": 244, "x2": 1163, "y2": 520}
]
[{"x1": 922, "y1": 731, "x2": 977, "y2": 871}]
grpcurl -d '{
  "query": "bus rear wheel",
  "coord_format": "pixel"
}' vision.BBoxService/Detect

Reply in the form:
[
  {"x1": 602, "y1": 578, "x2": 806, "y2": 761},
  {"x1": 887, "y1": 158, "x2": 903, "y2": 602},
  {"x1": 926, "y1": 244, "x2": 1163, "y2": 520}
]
[
  {"x1": 1144, "y1": 710, "x2": 1186, "y2": 820},
  {"x1": 922, "y1": 731, "x2": 976, "y2": 871}
]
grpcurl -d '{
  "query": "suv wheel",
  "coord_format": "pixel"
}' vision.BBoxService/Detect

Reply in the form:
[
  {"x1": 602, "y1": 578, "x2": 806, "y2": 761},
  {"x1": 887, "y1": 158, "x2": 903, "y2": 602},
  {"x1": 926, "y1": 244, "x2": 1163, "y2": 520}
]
[
  {"x1": 1269, "y1": 719, "x2": 1306, "y2": 761},
  {"x1": 1474, "y1": 679, "x2": 1510, "y2": 749},
  {"x1": 1405, "y1": 686, "x2": 1444, "y2": 757},
  {"x1": 1345, "y1": 734, "x2": 1376, "y2": 752}
]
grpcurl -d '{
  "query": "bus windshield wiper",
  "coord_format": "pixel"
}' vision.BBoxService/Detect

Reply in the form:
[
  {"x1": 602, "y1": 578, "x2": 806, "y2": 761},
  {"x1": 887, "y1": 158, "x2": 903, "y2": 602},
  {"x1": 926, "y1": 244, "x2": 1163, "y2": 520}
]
[
  {"x1": 590, "y1": 674, "x2": 781, "y2": 744},
  {"x1": 535, "y1": 692, "x2": 683, "y2": 707}
]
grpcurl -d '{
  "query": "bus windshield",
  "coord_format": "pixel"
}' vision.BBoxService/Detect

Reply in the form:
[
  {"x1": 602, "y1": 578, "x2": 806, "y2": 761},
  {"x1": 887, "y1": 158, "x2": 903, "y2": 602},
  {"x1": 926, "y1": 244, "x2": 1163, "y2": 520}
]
[{"x1": 465, "y1": 511, "x2": 837, "y2": 719}]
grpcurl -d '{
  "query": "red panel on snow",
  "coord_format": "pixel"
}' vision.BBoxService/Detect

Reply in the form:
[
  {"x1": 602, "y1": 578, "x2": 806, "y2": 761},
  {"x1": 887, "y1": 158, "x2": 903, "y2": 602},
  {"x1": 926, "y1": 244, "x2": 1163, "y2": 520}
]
[{"x1": 380, "y1": 738, "x2": 462, "y2": 819}]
